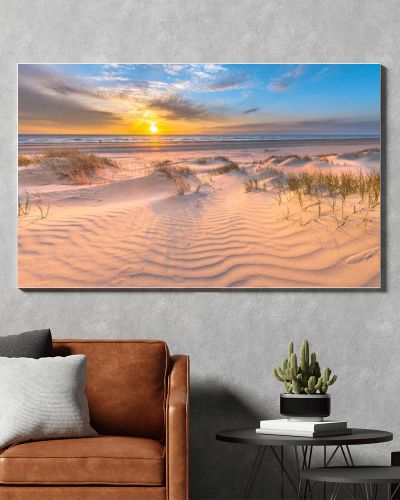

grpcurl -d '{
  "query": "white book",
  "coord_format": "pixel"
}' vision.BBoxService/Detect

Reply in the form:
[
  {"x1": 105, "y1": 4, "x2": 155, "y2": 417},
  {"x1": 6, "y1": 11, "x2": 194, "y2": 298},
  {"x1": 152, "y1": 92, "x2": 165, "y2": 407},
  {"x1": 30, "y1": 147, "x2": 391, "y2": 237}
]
[
  {"x1": 256, "y1": 428, "x2": 352, "y2": 438},
  {"x1": 259, "y1": 419, "x2": 347, "y2": 432}
]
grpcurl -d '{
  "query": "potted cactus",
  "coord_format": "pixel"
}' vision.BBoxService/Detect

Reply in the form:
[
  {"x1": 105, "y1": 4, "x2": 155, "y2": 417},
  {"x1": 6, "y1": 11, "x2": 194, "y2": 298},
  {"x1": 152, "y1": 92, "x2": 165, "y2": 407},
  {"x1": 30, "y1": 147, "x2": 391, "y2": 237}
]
[{"x1": 273, "y1": 340, "x2": 337, "y2": 420}]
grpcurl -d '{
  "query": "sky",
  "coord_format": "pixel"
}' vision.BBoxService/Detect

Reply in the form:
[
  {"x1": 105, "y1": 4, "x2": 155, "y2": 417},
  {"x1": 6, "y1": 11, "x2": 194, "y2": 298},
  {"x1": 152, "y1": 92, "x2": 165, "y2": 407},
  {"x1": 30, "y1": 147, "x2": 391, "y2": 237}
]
[{"x1": 18, "y1": 63, "x2": 381, "y2": 136}]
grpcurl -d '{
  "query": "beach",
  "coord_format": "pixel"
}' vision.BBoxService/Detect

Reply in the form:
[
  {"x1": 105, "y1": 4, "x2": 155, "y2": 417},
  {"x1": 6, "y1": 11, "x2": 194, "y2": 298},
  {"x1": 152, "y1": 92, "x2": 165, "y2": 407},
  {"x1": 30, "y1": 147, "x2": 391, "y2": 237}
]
[{"x1": 18, "y1": 137, "x2": 381, "y2": 288}]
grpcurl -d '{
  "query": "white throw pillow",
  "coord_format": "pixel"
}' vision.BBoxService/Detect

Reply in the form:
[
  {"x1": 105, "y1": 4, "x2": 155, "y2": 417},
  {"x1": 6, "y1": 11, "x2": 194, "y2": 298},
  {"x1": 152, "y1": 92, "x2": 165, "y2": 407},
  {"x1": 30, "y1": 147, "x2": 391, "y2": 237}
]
[{"x1": 0, "y1": 355, "x2": 97, "y2": 449}]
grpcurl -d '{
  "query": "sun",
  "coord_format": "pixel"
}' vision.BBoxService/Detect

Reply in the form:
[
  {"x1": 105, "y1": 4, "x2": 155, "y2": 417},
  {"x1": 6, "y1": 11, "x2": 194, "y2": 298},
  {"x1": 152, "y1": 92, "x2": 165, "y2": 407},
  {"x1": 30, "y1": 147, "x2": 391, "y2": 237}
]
[{"x1": 149, "y1": 123, "x2": 158, "y2": 134}]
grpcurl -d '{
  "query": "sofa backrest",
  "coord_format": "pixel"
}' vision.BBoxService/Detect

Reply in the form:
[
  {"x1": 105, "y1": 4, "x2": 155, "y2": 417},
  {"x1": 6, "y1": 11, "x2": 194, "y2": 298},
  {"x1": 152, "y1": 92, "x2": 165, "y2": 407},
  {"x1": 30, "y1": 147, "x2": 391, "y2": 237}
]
[{"x1": 53, "y1": 339, "x2": 170, "y2": 440}]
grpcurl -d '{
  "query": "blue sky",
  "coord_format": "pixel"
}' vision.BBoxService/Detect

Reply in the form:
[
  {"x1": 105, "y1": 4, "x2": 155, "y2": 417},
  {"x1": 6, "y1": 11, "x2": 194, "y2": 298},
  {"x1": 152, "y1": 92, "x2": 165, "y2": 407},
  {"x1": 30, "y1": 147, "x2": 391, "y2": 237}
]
[{"x1": 18, "y1": 63, "x2": 381, "y2": 135}]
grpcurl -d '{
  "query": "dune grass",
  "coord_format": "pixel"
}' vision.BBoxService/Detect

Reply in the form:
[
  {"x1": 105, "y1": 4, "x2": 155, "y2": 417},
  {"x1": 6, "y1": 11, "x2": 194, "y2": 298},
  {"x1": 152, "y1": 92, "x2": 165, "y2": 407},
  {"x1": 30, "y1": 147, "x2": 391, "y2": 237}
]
[
  {"x1": 210, "y1": 161, "x2": 240, "y2": 175},
  {"x1": 18, "y1": 155, "x2": 37, "y2": 166},
  {"x1": 265, "y1": 154, "x2": 312, "y2": 164},
  {"x1": 18, "y1": 192, "x2": 31, "y2": 216},
  {"x1": 359, "y1": 148, "x2": 380, "y2": 154},
  {"x1": 150, "y1": 160, "x2": 172, "y2": 169},
  {"x1": 153, "y1": 159, "x2": 239, "y2": 195},
  {"x1": 18, "y1": 191, "x2": 49, "y2": 219},
  {"x1": 153, "y1": 162, "x2": 194, "y2": 195},
  {"x1": 40, "y1": 149, "x2": 118, "y2": 185},
  {"x1": 153, "y1": 162, "x2": 193, "y2": 178},
  {"x1": 245, "y1": 167, "x2": 380, "y2": 228}
]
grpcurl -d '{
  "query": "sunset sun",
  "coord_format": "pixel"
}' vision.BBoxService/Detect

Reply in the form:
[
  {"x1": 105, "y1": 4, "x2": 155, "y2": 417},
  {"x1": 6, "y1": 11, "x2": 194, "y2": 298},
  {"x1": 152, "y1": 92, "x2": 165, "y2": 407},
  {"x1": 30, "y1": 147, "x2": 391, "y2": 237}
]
[{"x1": 149, "y1": 123, "x2": 158, "y2": 134}]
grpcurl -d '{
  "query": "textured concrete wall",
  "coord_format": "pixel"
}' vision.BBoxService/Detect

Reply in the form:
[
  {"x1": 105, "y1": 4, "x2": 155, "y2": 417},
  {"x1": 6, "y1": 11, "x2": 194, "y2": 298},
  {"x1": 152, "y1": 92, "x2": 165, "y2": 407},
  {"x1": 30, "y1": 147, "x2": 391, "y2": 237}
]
[{"x1": 1, "y1": 1, "x2": 399, "y2": 498}]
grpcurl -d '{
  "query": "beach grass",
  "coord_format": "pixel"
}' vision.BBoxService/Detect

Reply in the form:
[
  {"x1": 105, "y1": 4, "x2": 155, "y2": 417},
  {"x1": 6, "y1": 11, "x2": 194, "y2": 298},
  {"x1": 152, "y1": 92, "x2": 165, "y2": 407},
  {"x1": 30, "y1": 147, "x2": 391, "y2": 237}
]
[
  {"x1": 153, "y1": 162, "x2": 193, "y2": 177},
  {"x1": 18, "y1": 192, "x2": 31, "y2": 216},
  {"x1": 18, "y1": 191, "x2": 49, "y2": 219},
  {"x1": 18, "y1": 155, "x2": 36, "y2": 166},
  {"x1": 211, "y1": 161, "x2": 240, "y2": 175},
  {"x1": 153, "y1": 162, "x2": 194, "y2": 195},
  {"x1": 245, "y1": 167, "x2": 380, "y2": 227},
  {"x1": 40, "y1": 149, "x2": 118, "y2": 185}
]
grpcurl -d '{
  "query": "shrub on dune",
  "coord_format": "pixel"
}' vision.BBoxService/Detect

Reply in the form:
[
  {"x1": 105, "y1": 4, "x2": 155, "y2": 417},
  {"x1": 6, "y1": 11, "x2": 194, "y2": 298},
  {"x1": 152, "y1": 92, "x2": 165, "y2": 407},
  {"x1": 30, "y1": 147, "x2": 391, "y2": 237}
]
[
  {"x1": 154, "y1": 163, "x2": 193, "y2": 178},
  {"x1": 40, "y1": 149, "x2": 118, "y2": 185},
  {"x1": 211, "y1": 161, "x2": 240, "y2": 175},
  {"x1": 150, "y1": 160, "x2": 172, "y2": 169},
  {"x1": 244, "y1": 166, "x2": 380, "y2": 227},
  {"x1": 18, "y1": 155, "x2": 36, "y2": 166},
  {"x1": 153, "y1": 162, "x2": 193, "y2": 195}
]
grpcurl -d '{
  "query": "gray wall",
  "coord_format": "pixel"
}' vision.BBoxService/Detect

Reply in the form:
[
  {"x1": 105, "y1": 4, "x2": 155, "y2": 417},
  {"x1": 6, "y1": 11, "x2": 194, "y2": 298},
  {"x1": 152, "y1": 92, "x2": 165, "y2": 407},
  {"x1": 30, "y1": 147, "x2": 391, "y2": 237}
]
[{"x1": 1, "y1": 1, "x2": 399, "y2": 498}]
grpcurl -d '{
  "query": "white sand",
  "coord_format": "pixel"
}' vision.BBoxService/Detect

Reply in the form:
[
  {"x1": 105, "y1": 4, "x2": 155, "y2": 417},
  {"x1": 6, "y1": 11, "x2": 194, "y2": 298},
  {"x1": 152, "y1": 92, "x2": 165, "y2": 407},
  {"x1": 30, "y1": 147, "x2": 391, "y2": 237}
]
[{"x1": 18, "y1": 142, "x2": 381, "y2": 288}]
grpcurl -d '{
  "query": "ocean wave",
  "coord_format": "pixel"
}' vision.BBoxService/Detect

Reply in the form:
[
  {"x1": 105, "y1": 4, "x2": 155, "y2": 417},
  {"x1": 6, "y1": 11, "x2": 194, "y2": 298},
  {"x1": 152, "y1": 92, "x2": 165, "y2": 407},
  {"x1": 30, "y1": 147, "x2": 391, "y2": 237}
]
[{"x1": 18, "y1": 134, "x2": 380, "y2": 145}]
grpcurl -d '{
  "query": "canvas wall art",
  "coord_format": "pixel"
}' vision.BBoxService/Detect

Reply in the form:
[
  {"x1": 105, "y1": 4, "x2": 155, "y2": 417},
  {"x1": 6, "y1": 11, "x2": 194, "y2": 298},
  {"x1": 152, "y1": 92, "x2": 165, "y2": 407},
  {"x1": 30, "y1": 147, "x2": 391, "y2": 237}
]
[{"x1": 18, "y1": 64, "x2": 381, "y2": 288}]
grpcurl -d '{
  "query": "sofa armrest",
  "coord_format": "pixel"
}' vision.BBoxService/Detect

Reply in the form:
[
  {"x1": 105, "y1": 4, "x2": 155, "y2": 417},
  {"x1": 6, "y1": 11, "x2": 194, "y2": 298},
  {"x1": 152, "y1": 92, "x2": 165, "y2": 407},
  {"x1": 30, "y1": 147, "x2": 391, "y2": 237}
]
[{"x1": 166, "y1": 355, "x2": 189, "y2": 500}]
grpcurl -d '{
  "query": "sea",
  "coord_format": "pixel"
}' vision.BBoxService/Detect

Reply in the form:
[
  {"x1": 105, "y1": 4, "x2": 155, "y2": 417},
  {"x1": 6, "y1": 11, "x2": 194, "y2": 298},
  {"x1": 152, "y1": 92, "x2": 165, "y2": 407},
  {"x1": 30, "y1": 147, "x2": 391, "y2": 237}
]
[{"x1": 18, "y1": 134, "x2": 380, "y2": 145}]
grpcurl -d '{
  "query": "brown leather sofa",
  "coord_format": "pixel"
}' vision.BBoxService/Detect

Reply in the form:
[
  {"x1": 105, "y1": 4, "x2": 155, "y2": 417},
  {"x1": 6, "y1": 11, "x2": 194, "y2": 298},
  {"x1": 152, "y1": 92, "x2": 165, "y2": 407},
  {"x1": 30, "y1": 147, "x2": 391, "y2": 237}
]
[{"x1": 0, "y1": 339, "x2": 189, "y2": 500}]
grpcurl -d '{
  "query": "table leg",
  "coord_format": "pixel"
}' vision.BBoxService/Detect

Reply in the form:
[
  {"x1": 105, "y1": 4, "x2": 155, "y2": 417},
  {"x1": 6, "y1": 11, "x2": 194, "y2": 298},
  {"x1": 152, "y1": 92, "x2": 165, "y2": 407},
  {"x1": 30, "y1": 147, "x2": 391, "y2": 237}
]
[
  {"x1": 270, "y1": 446, "x2": 299, "y2": 493},
  {"x1": 243, "y1": 444, "x2": 367, "y2": 500},
  {"x1": 324, "y1": 446, "x2": 327, "y2": 500},
  {"x1": 281, "y1": 447, "x2": 284, "y2": 500},
  {"x1": 242, "y1": 445, "x2": 266, "y2": 500},
  {"x1": 389, "y1": 482, "x2": 400, "y2": 500},
  {"x1": 330, "y1": 483, "x2": 342, "y2": 500},
  {"x1": 300, "y1": 445, "x2": 357, "y2": 500},
  {"x1": 301, "y1": 446, "x2": 314, "y2": 500},
  {"x1": 243, "y1": 445, "x2": 300, "y2": 499}
]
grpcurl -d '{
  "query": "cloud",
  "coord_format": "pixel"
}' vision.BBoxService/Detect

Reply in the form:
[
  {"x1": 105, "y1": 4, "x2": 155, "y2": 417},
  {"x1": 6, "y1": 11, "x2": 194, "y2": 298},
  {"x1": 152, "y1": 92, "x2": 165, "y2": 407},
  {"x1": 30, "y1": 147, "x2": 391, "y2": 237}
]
[
  {"x1": 18, "y1": 84, "x2": 120, "y2": 127},
  {"x1": 267, "y1": 65, "x2": 305, "y2": 92},
  {"x1": 163, "y1": 64, "x2": 227, "y2": 78},
  {"x1": 161, "y1": 64, "x2": 249, "y2": 93},
  {"x1": 102, "y1": 64, "x2": 133, "y2": 72},
  {"x1": 202, "y1": 64, "x2": 226, "y2": 73},
  {"x1": 243, "y1": 107, "x2": 260, "y2": 114},
  {"x1": 208, "y1": 116, "x2": 380, "y2": 135},
  {"x1": 284, "y1": 65, "x2": 305, "y2": 78},
  {"x1": 46, "y1": 81, "x2": 100, "y2": 98},
  {"x1": 164, "y1": 64, "x2": 187, "y2": 75},
  {"x1": 267, "y1": 80, "x2": 291, "y2": 92},
  {"x1": 268, "y1": 81, "x2": 291, "y2": 91},
  {"x1": 207, "y1": 72, "x2": 250, "y2": 92},
  {"x1": 19, "y1": 65, "x2": 101, "y2": 99},
  {"x1": 18, "y1": 65, "x2": 121, "y2": 129},
  {"x1": 147, "y1": 95, "x2": 215, "y2": 120},
  {"x1": 313, "y1": 66, "x2": 331, "y2": 80},
  {"x1": 82, "y1": 73, "x2": 130, "y2": 82}
]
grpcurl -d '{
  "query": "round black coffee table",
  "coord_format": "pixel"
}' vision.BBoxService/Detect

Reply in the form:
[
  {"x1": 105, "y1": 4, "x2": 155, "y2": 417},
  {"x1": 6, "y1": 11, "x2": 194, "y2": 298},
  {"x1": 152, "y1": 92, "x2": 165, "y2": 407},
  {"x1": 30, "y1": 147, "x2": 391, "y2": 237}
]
[
  {"x1": 216, "y1": 428, "x2": 393, "y2": 500},
  {"x1": 301, "y1": 466, "x2": 400, "y2": 500}
]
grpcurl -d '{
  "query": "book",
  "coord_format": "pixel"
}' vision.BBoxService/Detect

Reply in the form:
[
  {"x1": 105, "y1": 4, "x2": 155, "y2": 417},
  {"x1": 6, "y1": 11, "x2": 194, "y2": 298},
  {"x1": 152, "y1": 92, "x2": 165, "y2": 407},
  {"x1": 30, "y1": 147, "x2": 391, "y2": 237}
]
[
  {"x1": 256, "y1": 428, "x2": 352, "y2": 438},
  {"x1": 259, "y1": 419, "x2": 347, "y2": 432}
]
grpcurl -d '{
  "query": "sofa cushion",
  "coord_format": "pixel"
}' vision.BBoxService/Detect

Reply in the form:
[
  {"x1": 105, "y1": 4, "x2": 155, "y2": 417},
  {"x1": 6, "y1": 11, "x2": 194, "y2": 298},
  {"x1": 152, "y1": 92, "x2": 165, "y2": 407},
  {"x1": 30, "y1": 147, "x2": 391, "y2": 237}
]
[
  {"x1": 0, "y1": 355, "x2": 97, "y2": 449},
  {"x1": 0, "y1": 436, "x2": 165, "y2": 486},
  {"x1": 52, "y1": 340, "x2": 170, "y2": 440},
  {"x1": 0, "y1": 329, "x2": 52, "y2": 358}
]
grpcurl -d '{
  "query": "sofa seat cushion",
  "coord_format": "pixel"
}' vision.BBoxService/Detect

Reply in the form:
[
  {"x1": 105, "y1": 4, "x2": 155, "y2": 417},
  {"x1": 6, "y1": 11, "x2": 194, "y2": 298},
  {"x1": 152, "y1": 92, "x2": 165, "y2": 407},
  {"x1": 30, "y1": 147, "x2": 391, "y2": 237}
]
[{"x1": 0, "y1": 436, "x2": 165, "y2": 486}]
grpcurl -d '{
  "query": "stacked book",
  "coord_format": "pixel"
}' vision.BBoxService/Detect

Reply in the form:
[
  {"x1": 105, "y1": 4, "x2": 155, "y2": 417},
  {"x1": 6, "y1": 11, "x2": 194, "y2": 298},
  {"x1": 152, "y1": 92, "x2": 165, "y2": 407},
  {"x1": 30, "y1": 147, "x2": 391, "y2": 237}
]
[{"x1": 256, "y1": 419, "x2": 351, "y2": 438}]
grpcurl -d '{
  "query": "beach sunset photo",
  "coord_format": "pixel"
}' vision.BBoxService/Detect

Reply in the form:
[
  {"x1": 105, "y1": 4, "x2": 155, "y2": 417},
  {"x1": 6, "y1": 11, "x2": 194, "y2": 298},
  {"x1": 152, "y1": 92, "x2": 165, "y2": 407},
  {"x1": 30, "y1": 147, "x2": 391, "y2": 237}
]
[{"x1": 18, "y1": 63, "x2": 381, "y2": 288}]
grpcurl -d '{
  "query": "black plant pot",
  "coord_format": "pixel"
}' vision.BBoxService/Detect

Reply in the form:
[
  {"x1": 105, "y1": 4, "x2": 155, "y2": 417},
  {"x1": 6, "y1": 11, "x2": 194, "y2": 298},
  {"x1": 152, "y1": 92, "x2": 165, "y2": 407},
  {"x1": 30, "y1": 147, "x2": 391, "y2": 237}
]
[{"x1": 280, "y1": 394, "x2": 331, "y2": 420}]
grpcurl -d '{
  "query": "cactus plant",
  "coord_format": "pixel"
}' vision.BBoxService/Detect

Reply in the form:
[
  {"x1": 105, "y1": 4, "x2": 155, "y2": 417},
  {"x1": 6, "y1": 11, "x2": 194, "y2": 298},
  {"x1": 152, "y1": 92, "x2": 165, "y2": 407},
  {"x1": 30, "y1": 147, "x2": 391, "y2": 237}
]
[{"x1": 273, "y1": 340, "x2": 337, "y2": 395}]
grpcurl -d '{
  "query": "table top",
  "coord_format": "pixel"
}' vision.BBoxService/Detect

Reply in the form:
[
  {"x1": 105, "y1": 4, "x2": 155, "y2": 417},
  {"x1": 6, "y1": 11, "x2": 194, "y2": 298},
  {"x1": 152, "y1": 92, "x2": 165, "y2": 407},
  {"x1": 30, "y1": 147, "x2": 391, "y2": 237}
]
[
  {"x1": 216, "y1": 428, "x2": 393, "y2": 447},
  {"x1": 301, "y1": 466, "x2": 400, "y2": 484}
]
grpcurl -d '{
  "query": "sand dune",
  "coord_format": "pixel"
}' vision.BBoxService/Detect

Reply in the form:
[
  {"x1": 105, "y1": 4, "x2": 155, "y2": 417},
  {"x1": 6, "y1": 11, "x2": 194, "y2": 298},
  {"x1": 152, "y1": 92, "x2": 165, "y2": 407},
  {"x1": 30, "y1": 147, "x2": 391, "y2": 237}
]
[{"x1": 18, "y1": 143, "x2": 381, "y2": 288}]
